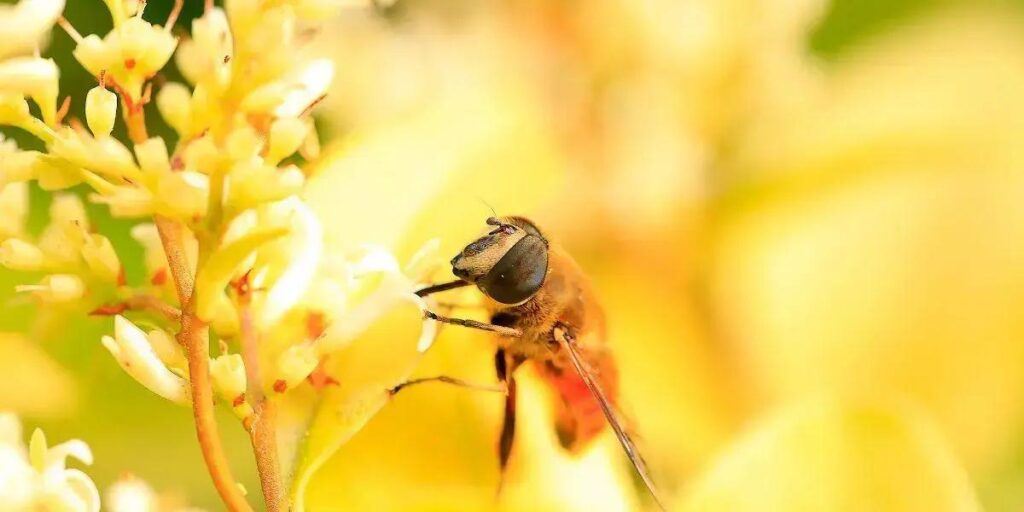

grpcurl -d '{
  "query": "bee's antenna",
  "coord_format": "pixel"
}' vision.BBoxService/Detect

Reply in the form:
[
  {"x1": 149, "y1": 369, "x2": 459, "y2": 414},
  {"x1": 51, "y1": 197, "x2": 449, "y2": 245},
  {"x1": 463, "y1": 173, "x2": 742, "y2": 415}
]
[{"x1": 477, "y1": 197, "x2": 498, "y2": 219}]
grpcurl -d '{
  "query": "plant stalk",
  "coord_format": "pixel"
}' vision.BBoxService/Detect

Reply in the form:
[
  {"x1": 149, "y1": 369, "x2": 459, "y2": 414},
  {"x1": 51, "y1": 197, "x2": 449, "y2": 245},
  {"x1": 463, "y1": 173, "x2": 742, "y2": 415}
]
[{"x1": 156, "y1": 215, "x2": 254, "y2": 512}]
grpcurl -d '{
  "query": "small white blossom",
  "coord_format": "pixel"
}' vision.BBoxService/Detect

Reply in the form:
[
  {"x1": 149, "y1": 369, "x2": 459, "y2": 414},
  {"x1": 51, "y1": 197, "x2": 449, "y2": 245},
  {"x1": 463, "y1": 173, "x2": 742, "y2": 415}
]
[
  {"x1": 16, "y1": 274, "x2": 86, "y2": 303},
  {"x1": 0, "y1": 412, "x2": 100, "y2": 512},
  {"x1": 210, "y1": 353, "x2": 254, "y2": 420},
  {"x1": 105, "y1": 474, "x2": 158, "y2": 512},
  {"x1": 73, "y1": 17, "x2": 177, "y2": 99},
  {"x1": 106, "y1": 473, "x2": 207, "y2": 512},
  {"x1": 102, "y1": 316, "x2": 190, "y2": 404}
]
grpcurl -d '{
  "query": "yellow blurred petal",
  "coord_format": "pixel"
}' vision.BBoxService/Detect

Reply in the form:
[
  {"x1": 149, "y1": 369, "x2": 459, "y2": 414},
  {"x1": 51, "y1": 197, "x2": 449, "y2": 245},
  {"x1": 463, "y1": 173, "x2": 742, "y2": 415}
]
[
  {"x1": 306, "y1": 87, "x2": 562, "y2": 262},
  {"x1": 290, "y1": 388, "x2": 389, "y2": 512},
  {"x1": 0, "y1": 332, "x2": 77, "y2": 417},
  {"x1": 289, "y1": 301, "x2": 426, "y2": 511},
  {"x1": 677, "y1": 398, "x2": 980, "y2": 512},
  {"x1": 712, "y1": 5, "x2": 1024, "y2": 476}
]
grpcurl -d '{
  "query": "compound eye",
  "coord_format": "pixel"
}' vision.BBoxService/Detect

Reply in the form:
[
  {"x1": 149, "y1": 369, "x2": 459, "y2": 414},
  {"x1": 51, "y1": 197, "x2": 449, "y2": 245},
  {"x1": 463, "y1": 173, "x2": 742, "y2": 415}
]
[{"x1": 479, "y1": 235, "x2": 548, "y2": 304}]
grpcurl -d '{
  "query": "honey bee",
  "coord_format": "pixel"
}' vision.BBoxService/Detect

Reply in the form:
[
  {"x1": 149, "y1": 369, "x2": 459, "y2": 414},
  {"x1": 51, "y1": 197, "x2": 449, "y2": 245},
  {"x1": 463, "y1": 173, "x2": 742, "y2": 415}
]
[{"x1": 396, "y1": 216, "x2": 665, "y2": 510}]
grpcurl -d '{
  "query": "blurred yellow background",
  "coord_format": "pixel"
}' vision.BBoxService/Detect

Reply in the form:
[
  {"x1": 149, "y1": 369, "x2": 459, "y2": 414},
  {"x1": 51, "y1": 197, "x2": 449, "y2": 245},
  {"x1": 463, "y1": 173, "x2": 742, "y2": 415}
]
[{"x1": 5, "y1": 0, "x2": 1024, "y2": 510}]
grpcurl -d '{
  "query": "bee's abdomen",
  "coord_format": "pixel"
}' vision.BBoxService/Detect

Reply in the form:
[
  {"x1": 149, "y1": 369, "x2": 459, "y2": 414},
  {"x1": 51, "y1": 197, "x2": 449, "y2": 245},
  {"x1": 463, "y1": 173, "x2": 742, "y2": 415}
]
[{"x1": 537, "y1": 353, "x2": 618, "y2": 453}]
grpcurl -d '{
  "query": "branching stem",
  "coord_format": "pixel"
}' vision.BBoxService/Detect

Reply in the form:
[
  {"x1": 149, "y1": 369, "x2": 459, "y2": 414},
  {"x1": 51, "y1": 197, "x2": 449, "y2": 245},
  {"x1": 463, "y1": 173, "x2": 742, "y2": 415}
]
[{"x1": 156, "y1": 215, "x2": 254, "y2": 512}]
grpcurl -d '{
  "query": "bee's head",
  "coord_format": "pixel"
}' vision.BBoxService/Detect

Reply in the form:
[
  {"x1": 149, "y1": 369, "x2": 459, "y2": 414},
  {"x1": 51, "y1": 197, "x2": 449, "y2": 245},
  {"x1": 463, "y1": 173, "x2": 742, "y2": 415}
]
[{"x1": 450, "y1": 216, "x2": 549, "y2": 305}]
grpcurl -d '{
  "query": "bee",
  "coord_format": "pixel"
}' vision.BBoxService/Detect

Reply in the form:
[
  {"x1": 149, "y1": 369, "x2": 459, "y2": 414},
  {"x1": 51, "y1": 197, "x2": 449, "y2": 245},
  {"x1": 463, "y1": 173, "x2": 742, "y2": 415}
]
[{"x1": 395, "y1": 216, "x2": 665, "y2": 510}]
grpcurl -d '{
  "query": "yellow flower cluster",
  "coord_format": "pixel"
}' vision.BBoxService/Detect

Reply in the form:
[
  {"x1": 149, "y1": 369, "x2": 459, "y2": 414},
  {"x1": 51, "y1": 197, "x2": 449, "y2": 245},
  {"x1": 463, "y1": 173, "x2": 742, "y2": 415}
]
[
  {"x1": 0, "y1": 0, "x2": 435, "y2": 401},
  {"x1": 0, "y1": 0, "x2": 440, "y2": 510}
]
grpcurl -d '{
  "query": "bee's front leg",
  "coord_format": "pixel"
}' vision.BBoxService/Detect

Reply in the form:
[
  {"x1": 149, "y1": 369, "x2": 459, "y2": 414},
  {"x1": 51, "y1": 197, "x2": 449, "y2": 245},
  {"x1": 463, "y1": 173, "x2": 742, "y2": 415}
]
[
  {"x1": 388, "y1": 375, "x2": 506, "y2": 396},
  {"x1": 423, "y1": 310, "x2": 523, "y2": 337}
]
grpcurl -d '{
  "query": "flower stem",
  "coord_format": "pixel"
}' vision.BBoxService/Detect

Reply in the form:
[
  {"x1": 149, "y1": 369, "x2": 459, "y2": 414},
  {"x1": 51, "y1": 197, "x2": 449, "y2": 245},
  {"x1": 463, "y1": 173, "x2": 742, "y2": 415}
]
[
  {"x1": 124, "y1": 98, "x2": 148, "y2": 143},
  {"x1": 239, "y1": 303, "x2": 285, "y2": 512},
  {"x1": 156, "y1": 215, "x2": 254, "y2": 512},
  {"x1": 124, "y1": 293, "x2": 181, "y2": 322},
  {"x1": 251, "y1": 399, "x2": 284, "y2": 512}
]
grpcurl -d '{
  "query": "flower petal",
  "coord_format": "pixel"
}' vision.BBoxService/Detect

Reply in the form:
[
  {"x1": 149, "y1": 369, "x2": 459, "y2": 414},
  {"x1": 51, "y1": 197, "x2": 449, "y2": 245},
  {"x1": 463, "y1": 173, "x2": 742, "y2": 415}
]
[
  {"x1": 677, "y1": 397, "x2": 981, "y2": 512},
  {"x1": 256, "y1": 198, "x2": 322, "y2": 329},
  {"x1": 195, "y1": 226, "x2": 289, "y2": 321},
  {"x1": 102, "y1": 316, "x2": 190, "y2": 404}
]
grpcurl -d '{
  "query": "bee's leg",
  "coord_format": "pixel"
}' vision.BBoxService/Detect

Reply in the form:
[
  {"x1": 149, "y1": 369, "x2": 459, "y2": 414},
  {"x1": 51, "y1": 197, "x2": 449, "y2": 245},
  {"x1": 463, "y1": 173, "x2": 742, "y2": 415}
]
[
  {"x1": 388, "y1": 375, "x2": 506, "y2": 396},
  {"x1": 423, "y1": 310, "x2": 522, "y2": 337},
  {"x1": 496, "y1": 349, "x2": 523, "y2": 497},
  {"x1": 415, "y1": 280, "x2": 471, "y2": 297}
]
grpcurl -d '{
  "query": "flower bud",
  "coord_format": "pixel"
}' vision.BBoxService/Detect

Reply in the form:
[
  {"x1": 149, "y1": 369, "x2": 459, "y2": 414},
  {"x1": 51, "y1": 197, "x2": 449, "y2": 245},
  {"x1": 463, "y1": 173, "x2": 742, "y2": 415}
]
[
  {"x1": 29, "y1": 428, "x2": 47, "y2": 471},
  {"x1": 101, "y1": 316, "x2": 189, "y2": 404},
  {"x1": 226, "y1": 125, "x2": 263, "y2": 161},
  {"x1": 267, "y1": 117, "x2": 308, "y2": 164},
  {"x1": 155, "y1": 171, "x2": 208, "y2": 219},
  {"x1": 37, "y1": 198, "x2": 88, "y2": 266},
  {"x1": 0, "y1": 181, "x2": 28, "y2": 239},
  {"x1": 187, "y1": 8, "x2": 234, "y2": 89},
  {"x1": 226, "y1": 161, "x2": 305, "y2": 212},
  {"x1": 210, "y1": 353, "x2": 254, "y2": 419},
  {"x1": 210, "y1": 353, "x2": 246, "y2": 402},
  {"x1": 0, "y1": 239, "x2": 45, "y2": 271},
  {"x1": 85, "y1": 86, "x2": 117, "y2": 138},
  {"x1": 276, "y1": 344, "x2": 319, "y2": 390},
  {"x1": 146, "y1": 328, "x2": 185, "y2": 369},
  {"x1": 81, "y1": 233, "x2": 121, "y2": 283},
  {"x1": 16, "y1": 274, "x2": 85, "y2": 302},
  {"x1": 156, "y1": 82, "x2": 192, "y2": 136},
  {"x1": 183, "y1": 135, "x2": 220, "y2": 173},
  {"x1": 133, "y1": 138, "x2": 171, "y2": 176}
]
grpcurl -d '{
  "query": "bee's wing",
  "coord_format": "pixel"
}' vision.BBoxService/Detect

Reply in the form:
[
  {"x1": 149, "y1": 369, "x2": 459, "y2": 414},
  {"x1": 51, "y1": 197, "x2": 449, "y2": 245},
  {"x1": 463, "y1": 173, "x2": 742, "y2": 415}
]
[{"x1": 554, "y1": 327, "x2": 667, "y2": 512}]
